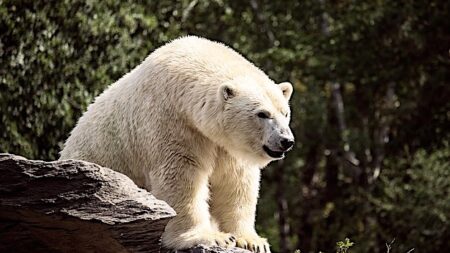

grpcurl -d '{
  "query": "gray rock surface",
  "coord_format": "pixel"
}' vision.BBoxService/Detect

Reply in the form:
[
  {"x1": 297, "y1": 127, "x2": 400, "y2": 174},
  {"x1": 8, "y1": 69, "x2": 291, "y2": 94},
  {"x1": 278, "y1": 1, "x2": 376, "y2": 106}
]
[
  {"x1": 0, "y1": 153, "x2": 251, "y2": 253},
  {"x1": 0, "y1": 153, "x2": 176, "y2": 253},
  {"x1": 166, "y1": 245, "x2": 251, "y2": 253}
]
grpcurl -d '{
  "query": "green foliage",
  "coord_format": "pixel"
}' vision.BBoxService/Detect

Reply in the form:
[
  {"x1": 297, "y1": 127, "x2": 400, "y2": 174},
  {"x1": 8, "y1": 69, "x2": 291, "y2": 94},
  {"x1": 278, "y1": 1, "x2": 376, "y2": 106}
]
[
  {"x1": 372, "y1": 145, "x2": 450, "y2": 252},
  {"x1": 336, "y1": 238, "x2": 354, "y2": 253},
  {"x1": 293, "y1": 238, "x2": 354, "y2": 253},
  {"x1": 1, "y1": 0, "x2": 449, "y2": 252}
]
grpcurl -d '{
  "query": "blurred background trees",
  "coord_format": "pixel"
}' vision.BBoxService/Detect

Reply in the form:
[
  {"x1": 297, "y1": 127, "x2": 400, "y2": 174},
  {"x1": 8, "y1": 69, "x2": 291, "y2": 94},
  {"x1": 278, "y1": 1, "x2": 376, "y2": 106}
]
[{"x1": 1, "y1": 0, "x2": 449, "y2": 252}]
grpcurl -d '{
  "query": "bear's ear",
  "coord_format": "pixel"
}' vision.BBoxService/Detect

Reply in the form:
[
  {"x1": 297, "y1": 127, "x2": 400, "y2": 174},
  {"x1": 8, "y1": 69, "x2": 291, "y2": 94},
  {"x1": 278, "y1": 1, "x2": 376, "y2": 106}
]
[
  {"x1": 219, "y1": 84, "x2": 236, "y2": 101},
  {"x1": 279, "y1": 82, "x2": 293, "y2": 101}
]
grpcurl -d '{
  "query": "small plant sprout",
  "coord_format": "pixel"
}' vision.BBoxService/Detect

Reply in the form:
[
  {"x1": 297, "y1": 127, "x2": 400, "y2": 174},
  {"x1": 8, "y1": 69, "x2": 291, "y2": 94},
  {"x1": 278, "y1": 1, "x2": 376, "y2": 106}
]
[{"x1": 336, "y1": 238, "x2": 354, "y2": 253}]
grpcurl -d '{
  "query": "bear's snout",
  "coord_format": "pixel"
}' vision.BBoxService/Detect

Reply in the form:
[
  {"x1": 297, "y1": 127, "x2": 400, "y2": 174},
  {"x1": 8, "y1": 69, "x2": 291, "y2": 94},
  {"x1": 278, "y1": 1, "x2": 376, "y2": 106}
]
[
  {"x1": 263, "y1": 133, "x2": 295, "y2": 159},
  {"x1": 280, "y1": 137, "x2": 295, "y2": 151}
]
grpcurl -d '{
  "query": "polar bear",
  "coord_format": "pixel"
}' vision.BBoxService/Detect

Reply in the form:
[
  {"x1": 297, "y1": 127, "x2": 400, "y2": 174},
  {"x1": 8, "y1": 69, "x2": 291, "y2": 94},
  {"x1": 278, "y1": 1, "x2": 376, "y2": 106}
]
[{"x1": 60, "y1": 36, "x2": 294, "y2": 253}]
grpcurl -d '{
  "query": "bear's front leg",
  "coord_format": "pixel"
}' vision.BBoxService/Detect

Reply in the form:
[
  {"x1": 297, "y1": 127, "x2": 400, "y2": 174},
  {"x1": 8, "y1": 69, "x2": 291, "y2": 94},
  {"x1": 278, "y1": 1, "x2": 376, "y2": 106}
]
[
  {"x1": 210, "y1": 159, "x2": 270, "y2": 253},
  {"x1": 151, "y1": 160, "x2": 236, "y2": 250}
]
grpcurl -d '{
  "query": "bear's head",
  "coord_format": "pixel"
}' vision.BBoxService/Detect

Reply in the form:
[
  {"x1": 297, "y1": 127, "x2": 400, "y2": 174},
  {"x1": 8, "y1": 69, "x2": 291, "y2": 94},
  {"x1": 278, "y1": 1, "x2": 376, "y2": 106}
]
[{"x1": 218, "y1": 76, "x2": 294, "y2": 166}]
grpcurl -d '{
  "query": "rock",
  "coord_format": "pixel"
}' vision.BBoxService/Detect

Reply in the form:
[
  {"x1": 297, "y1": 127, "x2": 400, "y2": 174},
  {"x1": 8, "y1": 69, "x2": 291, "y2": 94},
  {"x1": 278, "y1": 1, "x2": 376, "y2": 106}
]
[
  {"x1": 166, "y1": 245, "x2": 252, "y2": 253},
  {"x1": 0, "y1": 153, "x2": 176, "y2": 253},
  {"x1": 0, "y1": 153, "x2": 251, "y2": 253}
]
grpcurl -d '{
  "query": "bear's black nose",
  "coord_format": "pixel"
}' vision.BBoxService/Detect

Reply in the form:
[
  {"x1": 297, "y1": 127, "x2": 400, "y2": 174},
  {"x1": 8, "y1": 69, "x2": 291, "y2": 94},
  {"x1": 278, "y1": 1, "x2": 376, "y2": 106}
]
[{"x1": 280, "y1": 138, "x2": 295, "y2": 151}]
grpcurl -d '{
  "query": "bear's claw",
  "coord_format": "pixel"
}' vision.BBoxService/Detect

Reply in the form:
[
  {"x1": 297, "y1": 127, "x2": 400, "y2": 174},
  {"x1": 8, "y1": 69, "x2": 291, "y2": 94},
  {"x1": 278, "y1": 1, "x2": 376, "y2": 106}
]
[
  {"x1": 211, "y1": 231, "x2": 237, "y2": 247},
  {"x1": 163, "y1": 228, "x2": 237, "y2": 249},
  {"x1": 235, "y1": 234, "x2": 270, "y2": 253}
]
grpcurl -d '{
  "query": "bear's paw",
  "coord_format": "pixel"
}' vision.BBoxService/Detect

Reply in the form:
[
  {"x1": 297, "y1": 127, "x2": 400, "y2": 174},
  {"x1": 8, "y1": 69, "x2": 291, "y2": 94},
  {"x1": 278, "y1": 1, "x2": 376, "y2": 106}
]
[
  {"x1": 165, "y1": 229, "x2": 237, "y2": 249},
  {"x1": 235, "y1": 233, "x2": 270, "y2": 253}
]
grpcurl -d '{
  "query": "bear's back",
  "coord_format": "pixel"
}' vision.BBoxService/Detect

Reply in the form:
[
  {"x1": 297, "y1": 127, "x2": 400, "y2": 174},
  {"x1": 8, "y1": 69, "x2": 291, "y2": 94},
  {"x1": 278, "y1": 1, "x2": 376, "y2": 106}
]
[{"x1": 145, "y1": 36, "x2": 268, "y2": 86}]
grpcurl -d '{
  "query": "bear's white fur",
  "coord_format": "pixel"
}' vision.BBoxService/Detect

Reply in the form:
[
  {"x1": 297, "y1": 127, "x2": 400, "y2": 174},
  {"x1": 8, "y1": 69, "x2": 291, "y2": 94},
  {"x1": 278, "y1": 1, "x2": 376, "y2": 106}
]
[{"x1": 60, "y1": 36, "x2": 294, "y2": 253}]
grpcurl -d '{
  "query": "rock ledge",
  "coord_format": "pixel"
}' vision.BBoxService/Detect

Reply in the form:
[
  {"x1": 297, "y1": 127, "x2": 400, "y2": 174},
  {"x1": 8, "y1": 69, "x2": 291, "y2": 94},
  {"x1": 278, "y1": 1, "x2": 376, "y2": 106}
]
[{"x1": 0, "y1": 153, "x2": 251, "y2": 253}]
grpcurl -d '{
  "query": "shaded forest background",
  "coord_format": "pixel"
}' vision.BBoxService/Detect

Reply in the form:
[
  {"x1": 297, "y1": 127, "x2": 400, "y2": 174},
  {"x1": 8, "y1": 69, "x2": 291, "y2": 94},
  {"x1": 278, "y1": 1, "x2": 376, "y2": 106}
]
[{"x1": 1, "y1": 1, "x2": 449, "y2": 252}]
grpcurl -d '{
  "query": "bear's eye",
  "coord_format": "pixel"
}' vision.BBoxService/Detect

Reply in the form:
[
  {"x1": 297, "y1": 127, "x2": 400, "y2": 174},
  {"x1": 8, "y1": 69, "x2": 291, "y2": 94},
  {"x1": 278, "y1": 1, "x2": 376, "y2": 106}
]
[{"x1": 257, "y1": 111, "x2": 271, "y2": 119}]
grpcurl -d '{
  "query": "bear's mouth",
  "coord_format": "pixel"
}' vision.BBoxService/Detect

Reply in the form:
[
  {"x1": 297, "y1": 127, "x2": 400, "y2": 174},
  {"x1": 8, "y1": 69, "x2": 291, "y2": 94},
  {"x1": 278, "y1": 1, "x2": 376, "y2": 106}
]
[{"x1": 263, "y1": 145, "x2": 285, "y2": 159}]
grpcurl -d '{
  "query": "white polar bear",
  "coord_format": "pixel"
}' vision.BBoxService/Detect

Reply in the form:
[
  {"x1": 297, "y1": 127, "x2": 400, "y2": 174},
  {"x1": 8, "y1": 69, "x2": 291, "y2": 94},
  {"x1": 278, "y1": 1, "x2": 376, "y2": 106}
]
[{"x1": 60, "y1": 36, "x2": 294, "y2": 253}]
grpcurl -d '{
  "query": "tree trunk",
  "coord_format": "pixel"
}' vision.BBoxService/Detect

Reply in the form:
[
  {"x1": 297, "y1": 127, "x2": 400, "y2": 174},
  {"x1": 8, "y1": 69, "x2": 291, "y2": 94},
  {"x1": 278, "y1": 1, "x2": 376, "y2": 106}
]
[
  {"x1": 275, "y1": 161, "x2": 290, "y2": 253},
  {"x1": 295, "y1": 144, "x2": 320, "y2": 252}
]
